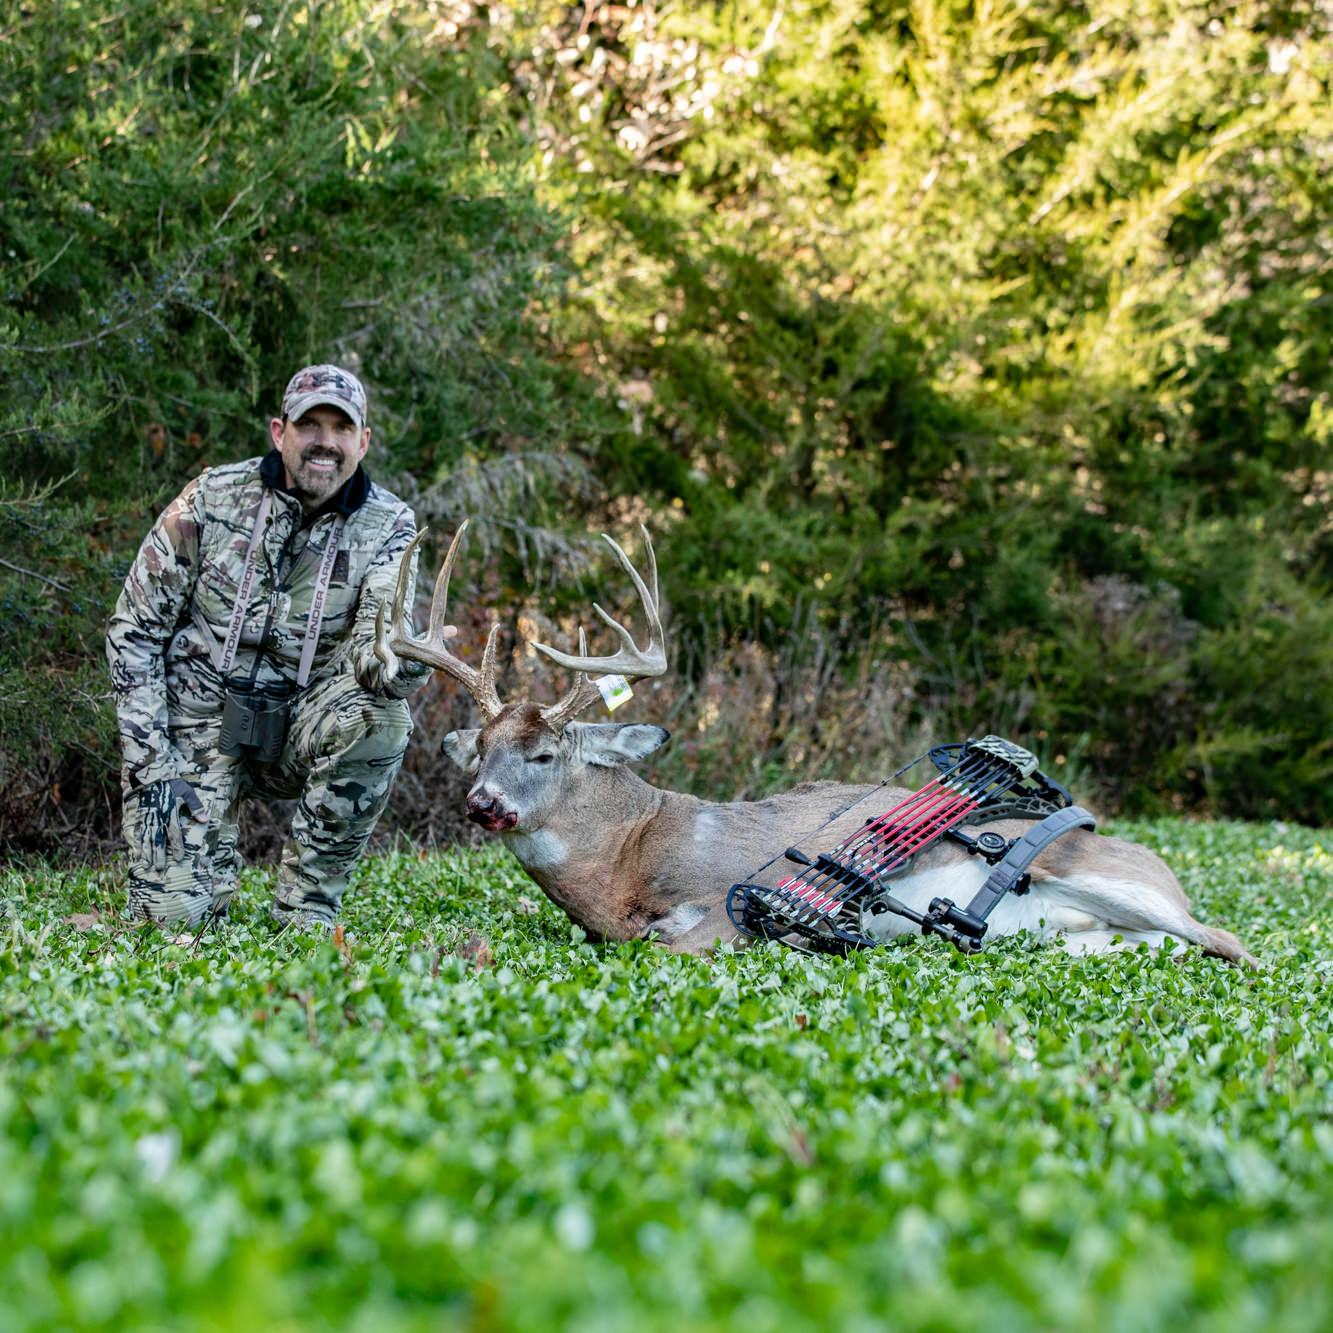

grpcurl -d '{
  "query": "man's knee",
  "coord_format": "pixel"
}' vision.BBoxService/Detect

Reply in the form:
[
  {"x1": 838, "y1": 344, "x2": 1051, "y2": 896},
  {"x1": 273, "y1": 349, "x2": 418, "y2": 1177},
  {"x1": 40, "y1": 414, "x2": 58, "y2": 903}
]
[
  {"x1": 290, "y1": 672, "x2": 413, "y2": 766},
  {"x1": 123, "y1": 817, "x2": 223, "y2": 926}
]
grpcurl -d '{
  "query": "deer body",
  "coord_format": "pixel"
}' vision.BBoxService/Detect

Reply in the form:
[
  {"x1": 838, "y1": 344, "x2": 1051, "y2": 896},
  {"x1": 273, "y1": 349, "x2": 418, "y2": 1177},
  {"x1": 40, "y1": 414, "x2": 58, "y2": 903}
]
[
  {"x1": 380, "y1": 525, "x2": 1256, "y2": 966},
  {"x1": 442, "y1": 705, "x2": 1256, "y2": 964}
]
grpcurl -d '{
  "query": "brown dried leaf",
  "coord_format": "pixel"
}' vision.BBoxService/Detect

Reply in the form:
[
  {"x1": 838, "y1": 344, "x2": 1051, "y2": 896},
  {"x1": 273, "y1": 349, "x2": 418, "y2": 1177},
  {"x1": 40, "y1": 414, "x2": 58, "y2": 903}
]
[
  {"x1": 456, "y1": 930, "x2": 495, "y2": 972},
  {"x1": 333, "y1": 922, "x2": 353, "y2": 965}
]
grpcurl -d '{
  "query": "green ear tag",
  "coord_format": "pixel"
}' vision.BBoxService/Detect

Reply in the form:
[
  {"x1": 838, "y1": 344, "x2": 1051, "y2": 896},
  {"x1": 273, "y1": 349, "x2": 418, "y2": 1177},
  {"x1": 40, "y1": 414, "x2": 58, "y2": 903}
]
[{"x1": 596, "y1": 674, "x2": 633, "y2": 712}]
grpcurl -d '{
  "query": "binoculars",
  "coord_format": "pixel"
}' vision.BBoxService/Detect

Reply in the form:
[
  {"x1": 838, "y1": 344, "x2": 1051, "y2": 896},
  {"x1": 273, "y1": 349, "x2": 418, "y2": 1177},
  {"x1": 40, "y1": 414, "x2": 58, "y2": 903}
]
[{"x1": 218, "y1": 678, "x2": 295, "y2": 764}]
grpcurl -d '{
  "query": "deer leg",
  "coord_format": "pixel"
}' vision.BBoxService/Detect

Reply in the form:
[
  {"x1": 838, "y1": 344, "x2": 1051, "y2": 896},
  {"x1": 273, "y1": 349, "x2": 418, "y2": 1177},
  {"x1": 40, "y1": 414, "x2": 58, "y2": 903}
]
[
  {"x1": 1028, "y1": 870, "x2": 1259, "y2": 967},
  {"x1": 1194, "y1": 924, "x2": 1260, "y2": 968},
  {"x1": 648, "y1": 902, "x2": 742, "y2": 956},
  {"x1": 644, "y1": 900, "x2": 709, "y2": 942}
]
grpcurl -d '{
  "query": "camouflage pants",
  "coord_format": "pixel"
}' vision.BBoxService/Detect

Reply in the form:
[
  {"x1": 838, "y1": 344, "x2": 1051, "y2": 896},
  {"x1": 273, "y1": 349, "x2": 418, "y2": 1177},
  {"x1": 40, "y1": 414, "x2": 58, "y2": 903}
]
[{"x1": 123, "y1": 671, "x2": 412, "y2": 928}]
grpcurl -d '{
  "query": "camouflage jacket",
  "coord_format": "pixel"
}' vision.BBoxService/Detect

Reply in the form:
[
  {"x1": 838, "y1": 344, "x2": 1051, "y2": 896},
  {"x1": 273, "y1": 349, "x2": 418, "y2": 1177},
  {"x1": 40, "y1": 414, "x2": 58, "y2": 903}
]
[{"x1": 106, "y1": 452, "x2": 432, "y2": 791}]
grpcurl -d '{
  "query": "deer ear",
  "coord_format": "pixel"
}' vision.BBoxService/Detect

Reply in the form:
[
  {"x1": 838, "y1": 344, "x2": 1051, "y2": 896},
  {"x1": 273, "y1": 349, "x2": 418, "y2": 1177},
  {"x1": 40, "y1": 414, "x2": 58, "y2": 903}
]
[
  {"x1": 441, "y1": 729, "x2": 481, "y2": 774},
  {"x1": 569, "y1": 722, "x2": 670, "y2": 767}
]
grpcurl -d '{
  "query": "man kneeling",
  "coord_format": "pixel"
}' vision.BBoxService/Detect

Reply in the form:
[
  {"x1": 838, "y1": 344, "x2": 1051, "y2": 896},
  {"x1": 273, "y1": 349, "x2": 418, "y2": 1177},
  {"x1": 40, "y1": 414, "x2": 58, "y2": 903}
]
[{"x1": 106, "y1": 364, "x2": 433, "y2": 931}]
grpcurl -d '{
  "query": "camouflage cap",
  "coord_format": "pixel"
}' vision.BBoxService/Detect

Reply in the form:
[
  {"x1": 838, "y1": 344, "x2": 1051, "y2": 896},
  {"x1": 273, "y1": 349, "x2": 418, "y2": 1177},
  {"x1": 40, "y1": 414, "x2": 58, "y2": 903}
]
[{"x1": 281, "y1": 364, "x2": 368, "y2": 434}]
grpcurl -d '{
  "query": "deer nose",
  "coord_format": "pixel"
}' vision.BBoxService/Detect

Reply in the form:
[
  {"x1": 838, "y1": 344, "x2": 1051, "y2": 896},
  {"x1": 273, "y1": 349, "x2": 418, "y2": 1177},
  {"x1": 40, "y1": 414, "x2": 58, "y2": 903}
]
[
  {"x1": 466, "y1": 790, "x2": 498, "y2": 820},
  {"x1": 466, "y1": 787, "x2": 518, "y2": 831}
]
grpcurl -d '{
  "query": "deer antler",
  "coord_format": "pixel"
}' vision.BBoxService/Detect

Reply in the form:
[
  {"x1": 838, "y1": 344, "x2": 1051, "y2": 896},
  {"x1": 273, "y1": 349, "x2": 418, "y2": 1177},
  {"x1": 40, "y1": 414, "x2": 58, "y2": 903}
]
[
  {"x1": 377, "y1": 520, "x2": 505, "y2": 721},
  {"x1": 534, "y1": 526, "x2": 667, "y2": 731}
]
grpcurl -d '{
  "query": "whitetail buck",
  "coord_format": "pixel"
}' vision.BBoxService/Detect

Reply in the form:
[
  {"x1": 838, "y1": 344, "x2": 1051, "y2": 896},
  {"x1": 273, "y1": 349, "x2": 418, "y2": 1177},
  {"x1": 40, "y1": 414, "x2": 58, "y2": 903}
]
[{"x1": 375, "y1": 525, "x2": 1255, "y2": 965}]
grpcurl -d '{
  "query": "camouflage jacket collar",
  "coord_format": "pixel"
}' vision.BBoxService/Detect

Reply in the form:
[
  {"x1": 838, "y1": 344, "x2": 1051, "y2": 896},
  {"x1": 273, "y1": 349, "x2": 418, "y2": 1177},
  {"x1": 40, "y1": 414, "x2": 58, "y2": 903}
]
[{"x1": 259, "y1": 448, "x2": 371, "y2": 521}]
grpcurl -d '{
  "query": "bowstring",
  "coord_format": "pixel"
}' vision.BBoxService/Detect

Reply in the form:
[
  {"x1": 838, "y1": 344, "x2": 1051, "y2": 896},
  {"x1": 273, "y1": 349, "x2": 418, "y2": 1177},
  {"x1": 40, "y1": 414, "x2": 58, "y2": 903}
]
[{"x1": 731, "y1": 749, "x2": 932, "y2": 889}]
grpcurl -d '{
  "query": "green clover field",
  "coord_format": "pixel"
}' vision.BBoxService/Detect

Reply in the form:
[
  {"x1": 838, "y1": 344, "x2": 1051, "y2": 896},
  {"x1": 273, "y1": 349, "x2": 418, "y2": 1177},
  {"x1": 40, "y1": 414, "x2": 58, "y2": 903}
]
[{"x1": 2, "y1": 820, "x2": 1331, "y2": 1332}]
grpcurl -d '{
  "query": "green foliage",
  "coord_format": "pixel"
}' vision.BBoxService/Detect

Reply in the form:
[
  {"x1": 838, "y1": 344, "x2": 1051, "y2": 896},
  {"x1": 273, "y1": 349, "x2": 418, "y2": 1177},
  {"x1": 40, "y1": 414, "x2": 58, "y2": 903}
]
[
  {"x1": 1171, "y1": 556, "x2": 1333, "y2": 820},
  {"x1": 0, "y1": 490, "x2": 123, "y2": 850},
  {"x1": 6, "y1": 0, "x2": 1333, "y2": 846},
  {"x1": 0, "y1": 1, "x2": 585, "y2": 491},
  {"x1": 2, "y1": 821, "x2": 1332, "y2": 1329},
  {"x1": 511, "y1": 0, "x2": 1333, "y2": 817}
]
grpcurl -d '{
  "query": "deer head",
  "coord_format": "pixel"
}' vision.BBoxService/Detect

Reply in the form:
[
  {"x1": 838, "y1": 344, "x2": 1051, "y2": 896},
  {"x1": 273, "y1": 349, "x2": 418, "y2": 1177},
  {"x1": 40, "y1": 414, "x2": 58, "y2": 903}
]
[{"x1": 377, "y1": 522, "x2": 671, "y2": 835}]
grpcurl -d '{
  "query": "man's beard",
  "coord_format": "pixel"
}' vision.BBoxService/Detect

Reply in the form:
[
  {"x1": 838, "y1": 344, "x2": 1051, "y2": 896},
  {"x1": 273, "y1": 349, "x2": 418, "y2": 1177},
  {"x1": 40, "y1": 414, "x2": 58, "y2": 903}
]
[{"x1": 290, "y1": 449, "x2": 351, "y2": 501}]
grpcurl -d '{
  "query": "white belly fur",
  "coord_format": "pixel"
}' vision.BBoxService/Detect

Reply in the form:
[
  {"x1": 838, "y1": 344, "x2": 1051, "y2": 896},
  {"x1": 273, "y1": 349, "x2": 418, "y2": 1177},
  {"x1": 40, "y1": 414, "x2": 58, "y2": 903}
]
[{"x1": 861, "y1": 859, "x2": 1189, "y2": 956}]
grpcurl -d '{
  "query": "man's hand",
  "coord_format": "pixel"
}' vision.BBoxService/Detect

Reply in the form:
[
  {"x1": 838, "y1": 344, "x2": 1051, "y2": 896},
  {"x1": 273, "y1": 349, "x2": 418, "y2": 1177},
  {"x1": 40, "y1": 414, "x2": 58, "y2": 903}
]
[
  {"x1": 133, "y1": 777, "x2": 208, "y2": 872},
  {"x1": 367, "y1": 597, "x2": 456, "y2": 693}
]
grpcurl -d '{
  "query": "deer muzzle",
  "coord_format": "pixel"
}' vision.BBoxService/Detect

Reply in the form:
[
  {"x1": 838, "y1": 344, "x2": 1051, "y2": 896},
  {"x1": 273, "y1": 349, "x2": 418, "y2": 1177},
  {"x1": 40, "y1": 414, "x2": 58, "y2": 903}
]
[{"x1": 466, "y1": 788, "x2": 519, "y2": 832}]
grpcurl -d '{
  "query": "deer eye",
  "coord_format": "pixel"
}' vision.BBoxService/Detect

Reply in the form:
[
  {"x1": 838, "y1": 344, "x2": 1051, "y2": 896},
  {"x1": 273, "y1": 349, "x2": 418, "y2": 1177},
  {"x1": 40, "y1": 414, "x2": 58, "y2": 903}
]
[{"x1": 530, "y1": 752, "x2": 556, "y2": 765}]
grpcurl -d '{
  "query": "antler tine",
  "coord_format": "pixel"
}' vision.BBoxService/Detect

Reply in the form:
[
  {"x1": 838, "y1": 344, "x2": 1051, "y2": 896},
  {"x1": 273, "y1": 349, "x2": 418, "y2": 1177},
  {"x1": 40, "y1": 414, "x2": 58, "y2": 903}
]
[
  {"x1": 387, "y1": 520, "x2": 505, "y2": 721},
  {"x1": 591, "y1": 525, "x2": 659, "y2": 635},
  {"x1": 631, "y1": 522, "x2": 659, "y2": 613},
  {"x1": 478, "y1": 619, "x2": 503, "y2": 709},
  {"x1": 426, "y1": 519, "x2": 469, "y2": 642},
  {"x1": 374, "y1": 526, "x2": 430, "y2": 676},
  {"x1": 391, "y1": 527, "x2": 428, "y2": 633},
  {"x1": 531, "y1": 526, "x2": 666, "y2": 680},
  {"x1": 540, "y1": 626, "x2": 606, "y2": 731},
  {"x1": 534, "y1": 527, "x2": 667, "y2": 730}
]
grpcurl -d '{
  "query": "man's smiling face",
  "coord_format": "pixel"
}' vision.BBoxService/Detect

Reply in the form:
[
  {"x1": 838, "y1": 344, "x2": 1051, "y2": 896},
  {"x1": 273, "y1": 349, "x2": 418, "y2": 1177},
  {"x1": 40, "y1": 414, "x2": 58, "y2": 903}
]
[{"x1": 269, "y1": 405, "x2": 369, "y2": 512}]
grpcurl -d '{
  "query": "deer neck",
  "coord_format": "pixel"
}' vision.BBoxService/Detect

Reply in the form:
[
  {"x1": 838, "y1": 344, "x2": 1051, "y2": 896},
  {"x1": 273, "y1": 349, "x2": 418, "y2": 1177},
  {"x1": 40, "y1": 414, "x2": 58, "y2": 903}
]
[{"x1": 502, "y1": 764, "x2": 705, "y2": 941}]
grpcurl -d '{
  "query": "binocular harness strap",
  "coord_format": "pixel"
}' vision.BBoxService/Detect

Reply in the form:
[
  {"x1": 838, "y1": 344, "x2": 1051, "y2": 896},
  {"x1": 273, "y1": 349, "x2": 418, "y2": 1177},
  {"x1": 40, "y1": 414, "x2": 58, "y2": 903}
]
[
  {"x1": 214, "y1": 492, "x2": 345, "y2": 687},
  {"x1": 296, "y1": 515, "x2": 346, "y2": 688},
  {"x1": 218, "y1": 491, "x2": 274, "y2": 677}
]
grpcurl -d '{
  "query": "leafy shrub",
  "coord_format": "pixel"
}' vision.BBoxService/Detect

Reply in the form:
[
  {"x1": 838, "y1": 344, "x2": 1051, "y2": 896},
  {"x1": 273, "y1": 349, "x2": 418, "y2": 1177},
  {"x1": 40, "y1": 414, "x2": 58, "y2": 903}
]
[
  {"x1": 1168, "y1": 561, "x2": 1333, "y2": 824},
  {"x1": 6, "y1": 0, "x2": 1333, "y2": 856}
]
